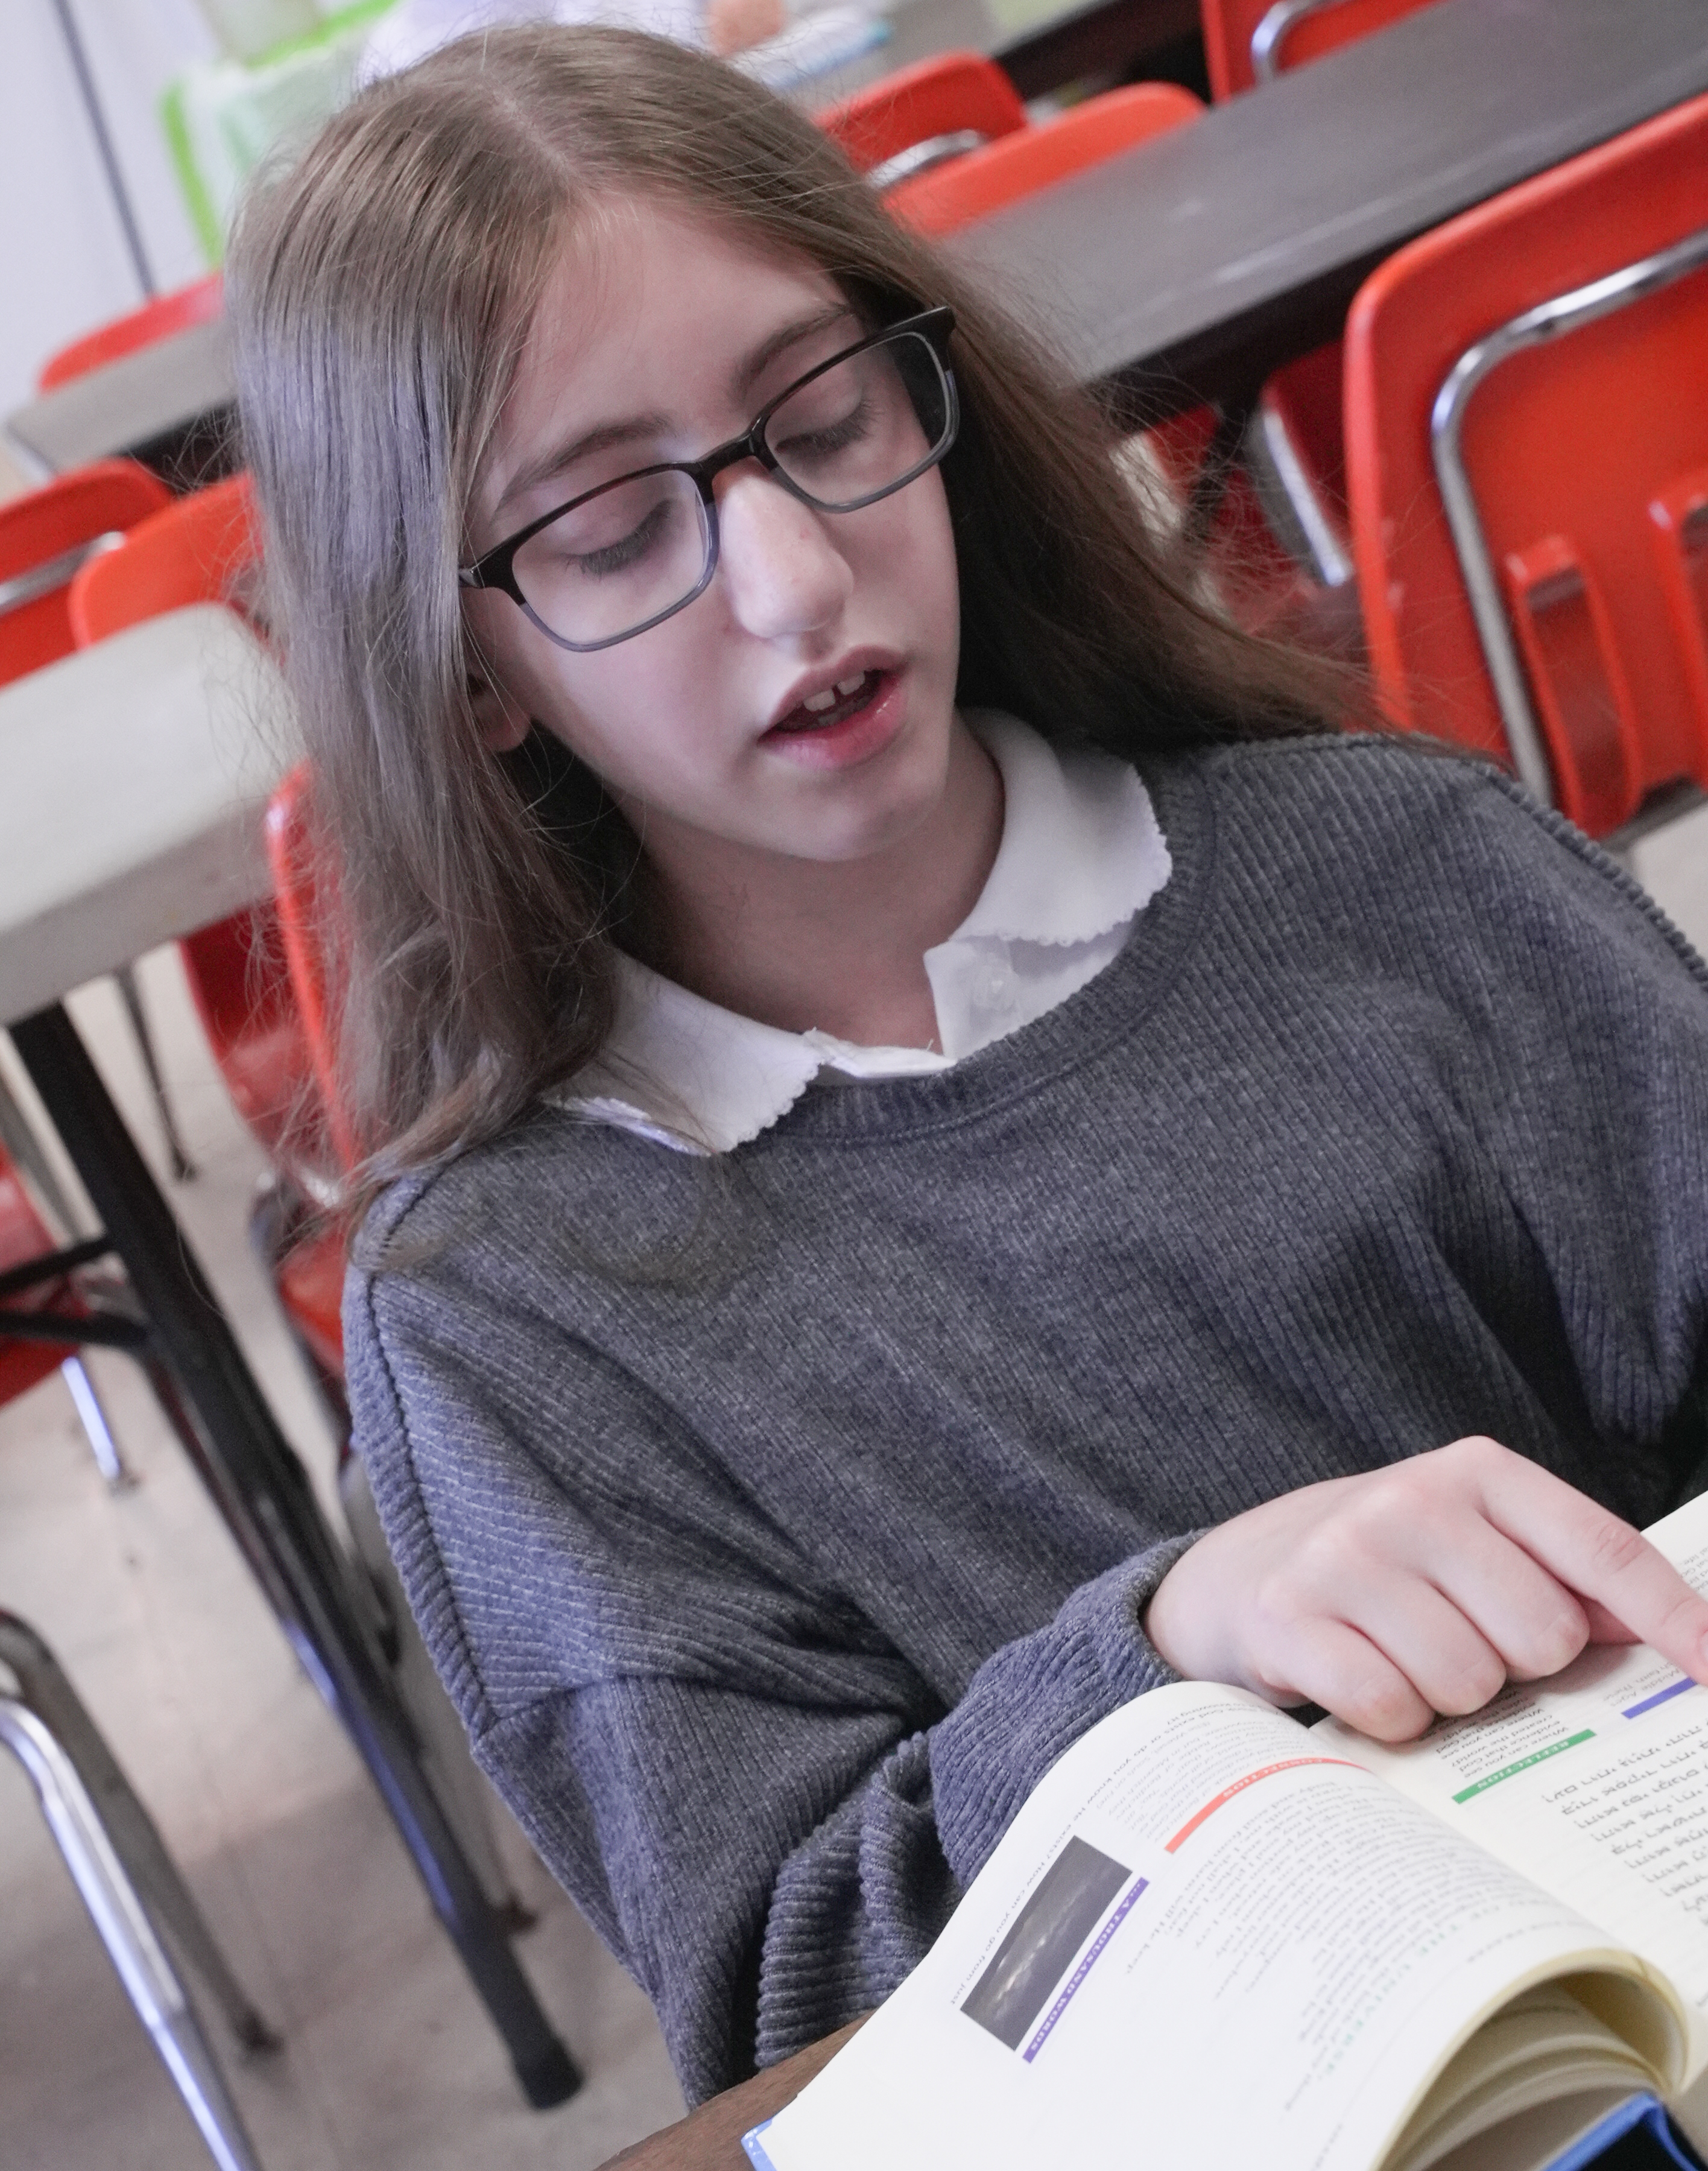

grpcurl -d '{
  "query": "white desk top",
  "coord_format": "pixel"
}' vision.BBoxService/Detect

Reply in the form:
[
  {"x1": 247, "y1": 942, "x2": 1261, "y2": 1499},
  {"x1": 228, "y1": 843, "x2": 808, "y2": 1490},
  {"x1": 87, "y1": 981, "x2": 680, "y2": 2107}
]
[
  {"x1": 2, "y1": 319, "x2": 233, "y2": 485},
  {"x1": 0, "y1": 605, "x2": 295, "y2": 1026}
]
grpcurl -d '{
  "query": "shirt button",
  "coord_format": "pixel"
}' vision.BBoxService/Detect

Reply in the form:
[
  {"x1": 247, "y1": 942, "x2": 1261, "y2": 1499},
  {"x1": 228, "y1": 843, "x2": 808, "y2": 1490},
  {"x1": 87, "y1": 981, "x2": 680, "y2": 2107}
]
[{"x1": 974, "y1": 958, "x2": 1014, "y2": 1009}]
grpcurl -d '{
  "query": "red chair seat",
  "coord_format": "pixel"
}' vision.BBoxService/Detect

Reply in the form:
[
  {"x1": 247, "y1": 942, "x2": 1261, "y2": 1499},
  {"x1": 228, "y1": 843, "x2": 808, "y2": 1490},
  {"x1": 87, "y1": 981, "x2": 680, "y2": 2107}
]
[
  {"x1": 817, "y1": 51, "x2": 1026, "y2": 174},
  {"x1": 884, "y1": 81, "x2": 1204, "y2": 234},
  {"x1": 1201, "y1": 0, "x2": 1442, "y2": 100},
  {"x1": 38, "y1": 276, "x2": 225, "y2": 392}
]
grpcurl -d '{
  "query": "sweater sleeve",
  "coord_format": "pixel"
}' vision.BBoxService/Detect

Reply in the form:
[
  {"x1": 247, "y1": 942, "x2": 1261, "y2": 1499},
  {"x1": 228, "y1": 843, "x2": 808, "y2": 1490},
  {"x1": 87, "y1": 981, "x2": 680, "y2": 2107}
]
[
  {"x1": 346, "y1": 1262, "x2": 1188, "y2": 2104},
  {"x1": 1386, "y1": 763, "x2": 1708, "y2": 1454}
]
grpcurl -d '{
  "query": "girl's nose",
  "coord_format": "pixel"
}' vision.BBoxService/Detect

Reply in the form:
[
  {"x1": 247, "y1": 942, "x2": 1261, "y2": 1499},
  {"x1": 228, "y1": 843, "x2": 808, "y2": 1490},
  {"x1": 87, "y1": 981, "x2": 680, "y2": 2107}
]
[{"x1": 713, "y1": 467, "x2": 854, "y2": 642}]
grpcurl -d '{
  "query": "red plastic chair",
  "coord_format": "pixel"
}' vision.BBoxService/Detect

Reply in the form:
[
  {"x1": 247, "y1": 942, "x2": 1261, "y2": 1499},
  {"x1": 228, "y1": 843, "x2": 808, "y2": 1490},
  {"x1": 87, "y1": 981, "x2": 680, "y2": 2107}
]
[
  {"x1": 1199, "y1": 0, "x2": 1442, "y2": 592},
  {"x1": 262, "y1": 768, "x2": 351, "y2": 1167},
  {"x1": 262, "y1": 763, "x2": 355, "y2": 1384},
  {"x1": 1200, "y1": 0, "x2": 1437, "y2": 100},
  {"x1": 0, "y1": 1169, "x2": 81, "y2": 1411},
  {"x1": 37, "y1": 274, "x2": 225, "y2": 393},
  {"x1": 882, "y1": 80, "x2": 1204, "y2": 233},
  {"x1": 69, "y1": 469, "x2": 259, "y2": 638},
  {"x1": 1343, "y1": 90, "x2": 1708, "y2": 837},
  {"x1": 817, "y1": 50, "x2": 1026, "y2": 180},
  {"x1": 69, "y1": 476, "x2": 329, "y2": 1173},
  {"x1": 0, "y1": 461, "x2": 170, "y2": 685}
]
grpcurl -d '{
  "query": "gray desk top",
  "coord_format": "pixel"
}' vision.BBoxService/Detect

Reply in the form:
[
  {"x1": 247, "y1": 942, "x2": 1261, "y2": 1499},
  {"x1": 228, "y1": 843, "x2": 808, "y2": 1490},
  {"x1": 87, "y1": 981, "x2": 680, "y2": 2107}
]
[
  {"x1": 948, "y1": 0, "x2": 1708, "y2": 414},
  {"x1": 4, "y1": 317, "x2": 232, "y2": 487},
  {"x1": 0, "y1": 607, "x2": 293, "y2": 1025}
]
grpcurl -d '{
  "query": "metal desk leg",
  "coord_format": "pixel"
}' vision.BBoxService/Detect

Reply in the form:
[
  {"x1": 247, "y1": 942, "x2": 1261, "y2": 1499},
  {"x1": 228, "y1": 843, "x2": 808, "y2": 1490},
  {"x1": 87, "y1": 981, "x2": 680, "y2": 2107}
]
[{"x1": 8, "y1": 1001, "x2": 581, "y2": 2111}]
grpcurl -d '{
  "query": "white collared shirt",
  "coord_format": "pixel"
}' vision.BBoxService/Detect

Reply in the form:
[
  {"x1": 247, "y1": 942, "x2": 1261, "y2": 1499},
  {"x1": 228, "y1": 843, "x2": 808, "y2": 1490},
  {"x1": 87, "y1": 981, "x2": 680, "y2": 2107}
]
[{"x1": 550, "y1": 711, "x2": 1171, "y2": 1154}]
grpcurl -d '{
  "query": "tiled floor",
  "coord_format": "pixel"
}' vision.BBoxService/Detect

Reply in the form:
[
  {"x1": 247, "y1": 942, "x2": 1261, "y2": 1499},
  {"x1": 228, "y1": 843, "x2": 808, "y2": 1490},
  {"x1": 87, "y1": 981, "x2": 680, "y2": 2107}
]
[
  {"x1": 0, "y1": 956, "x2": 686, "y2": 2170},
  {"x1": 1, "y1": 797, "x2": 1705, "y2": 2170}
]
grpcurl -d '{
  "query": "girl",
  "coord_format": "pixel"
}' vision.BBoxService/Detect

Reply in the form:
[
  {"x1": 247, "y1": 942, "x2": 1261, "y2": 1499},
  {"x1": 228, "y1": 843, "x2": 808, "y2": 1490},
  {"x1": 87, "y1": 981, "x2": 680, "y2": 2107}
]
[{"x1": 227, "y1": 28, "x2": 1708, "y2": 2102}]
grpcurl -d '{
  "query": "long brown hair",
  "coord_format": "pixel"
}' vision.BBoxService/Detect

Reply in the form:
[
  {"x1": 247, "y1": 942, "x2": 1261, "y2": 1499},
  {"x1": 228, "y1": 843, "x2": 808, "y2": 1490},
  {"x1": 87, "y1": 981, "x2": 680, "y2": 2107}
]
[{"x1": 227, "y1": 25, "x2": 1351, "y2": 1206}]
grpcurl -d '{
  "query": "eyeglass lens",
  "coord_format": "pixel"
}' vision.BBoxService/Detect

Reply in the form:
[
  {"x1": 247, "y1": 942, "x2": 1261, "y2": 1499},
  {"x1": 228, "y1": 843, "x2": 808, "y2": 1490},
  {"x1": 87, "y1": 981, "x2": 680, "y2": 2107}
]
[{"x1": 510, "y1": 327, "x2": 953, "y2": 650}]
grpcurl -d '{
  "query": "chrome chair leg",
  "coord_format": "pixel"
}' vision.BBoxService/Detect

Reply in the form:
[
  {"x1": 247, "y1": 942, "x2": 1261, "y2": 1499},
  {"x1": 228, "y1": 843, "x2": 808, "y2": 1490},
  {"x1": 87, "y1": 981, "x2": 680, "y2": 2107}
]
[
  {"x1": 60, "y1": 1352, "x2": 134, "y2": 1489},
  {"x1": 0, "y1": 1612, "x2": 277, "y2": 2055},
  {"x1": 0, "y1": 1691, "x2": 267, "y2": 2171},
  {"x1": 115, "y1": 965, "x2": 197, "y2": 1185},
  {"x1": 0, "y1": 1065, "x2": 84, "y2": 1234},
  {"x1": 0, "y1": 1070, "x2": 138, "y2": 1489}
]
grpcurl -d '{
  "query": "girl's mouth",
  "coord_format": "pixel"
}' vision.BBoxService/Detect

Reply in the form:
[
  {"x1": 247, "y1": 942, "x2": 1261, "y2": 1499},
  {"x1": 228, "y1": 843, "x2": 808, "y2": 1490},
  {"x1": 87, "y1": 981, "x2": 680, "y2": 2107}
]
[{"x1": 768, "y1": 668, "x2": 885, "y2": 735}]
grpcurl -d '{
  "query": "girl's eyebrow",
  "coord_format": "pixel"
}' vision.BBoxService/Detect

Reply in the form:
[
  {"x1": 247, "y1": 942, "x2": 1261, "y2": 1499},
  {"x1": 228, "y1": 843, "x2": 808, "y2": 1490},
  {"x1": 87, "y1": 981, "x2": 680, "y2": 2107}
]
[
  {"x1": 733, "y1": 303, "x2": 860, "y2": 398},
  {"x1": 495, "y1": 413, "x2": 672, "y2": 521},
  {"x1": 493, "y1": 304, "x2": 859, "y2": 522}
]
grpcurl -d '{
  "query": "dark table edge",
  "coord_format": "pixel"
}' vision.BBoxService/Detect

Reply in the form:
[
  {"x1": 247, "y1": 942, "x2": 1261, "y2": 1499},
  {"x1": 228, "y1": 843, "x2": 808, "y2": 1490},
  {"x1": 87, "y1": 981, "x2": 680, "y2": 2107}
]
[
  {"x1": 996, "y1": 0, "x2": 1200, "y2": 100},
  {"x1": 962, "y1": 0, "x2": 1708, "y2": 417},
  {"x1": 598, "y1": 2018, "x2": 871, "y2": 2171}
]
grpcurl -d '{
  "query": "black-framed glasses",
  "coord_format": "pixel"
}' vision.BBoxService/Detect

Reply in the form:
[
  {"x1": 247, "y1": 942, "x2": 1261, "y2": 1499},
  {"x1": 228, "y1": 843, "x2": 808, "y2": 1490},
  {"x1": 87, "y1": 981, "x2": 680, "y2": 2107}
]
[{"x1": 458, "y1": 307, "x2": 958, "y2": 653}]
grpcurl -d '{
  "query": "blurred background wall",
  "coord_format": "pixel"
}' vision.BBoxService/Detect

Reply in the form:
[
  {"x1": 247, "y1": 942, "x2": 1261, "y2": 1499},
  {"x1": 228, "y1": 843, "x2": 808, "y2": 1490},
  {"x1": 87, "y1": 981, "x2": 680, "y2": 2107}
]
[{"x1": 1, "y1": 1, "x2": 215, "y2": 425}]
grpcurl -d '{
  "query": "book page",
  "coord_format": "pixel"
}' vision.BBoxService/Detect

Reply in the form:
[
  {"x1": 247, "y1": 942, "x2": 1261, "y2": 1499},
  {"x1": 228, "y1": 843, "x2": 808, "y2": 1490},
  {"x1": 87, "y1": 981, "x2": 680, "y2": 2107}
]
[
  {"x1": 1314, "y1": 1489, "x2": 1708, "y2": 2074},
  {"x1": 753, "y1": 1682, "x2": 1671, "y2": 2171}
]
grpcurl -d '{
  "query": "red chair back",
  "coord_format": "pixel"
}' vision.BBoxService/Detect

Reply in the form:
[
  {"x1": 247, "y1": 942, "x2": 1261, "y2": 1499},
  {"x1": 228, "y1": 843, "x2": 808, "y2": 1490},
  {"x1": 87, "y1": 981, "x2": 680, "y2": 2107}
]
[
  {"x1": 265, "y1": 800, "x2": 366, "y2": 1393},
  {"x1": 69, "y1": 472, "x2": 261, "y2": 644},
  {"x1": 1344, "y1": 90, "x2": 1708, "y2": 837},
  {"x1": 0, "y1": 462, "x2": 172, "y2": 686},
  {"x1": 817, "y1": 51, "x2": 1025, "y2": 173},
  {"x1": 884, "y1": 81, "x2": 1202, "y2": 236},
  {"x1": 264, "y1": 763, "x2": 358, "y2": 1175},
  {"x1": 0, "y1": 1166, "x2": 77, "y2": 1402},
  {"x1": 263, "y1": 761, "x2": 356, "y2": 1386},
  {"x1": 37, "y1": 274, "x2": 225, "y2": 391},
  {"x1": 1200, "y1": 0, "x2": 1437, "y2": 100}
]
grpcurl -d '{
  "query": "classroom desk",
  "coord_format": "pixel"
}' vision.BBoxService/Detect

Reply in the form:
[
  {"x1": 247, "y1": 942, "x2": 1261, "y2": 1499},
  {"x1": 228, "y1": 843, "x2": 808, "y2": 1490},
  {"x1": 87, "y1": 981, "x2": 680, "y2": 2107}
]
[
  {"x1": 0, "y1": 606, "x2": 580, "y2": 2108},
  {"x1": 949, "y1": 0, "x2": 1708, "y2": 419},
  {"x1": 5, "y1": 0, "x2": 1705, "y2": 484},
  {"x1": 815, "y1": 0, "x2": 1197, "y2": 106}
]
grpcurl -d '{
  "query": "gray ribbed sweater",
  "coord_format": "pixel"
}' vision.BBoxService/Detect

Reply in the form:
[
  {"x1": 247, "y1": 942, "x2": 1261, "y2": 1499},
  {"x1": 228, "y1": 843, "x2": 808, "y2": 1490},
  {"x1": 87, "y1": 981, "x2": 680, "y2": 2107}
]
[{"x1": 346, "y1": 736, "x2": 1708, "y2": 2103}]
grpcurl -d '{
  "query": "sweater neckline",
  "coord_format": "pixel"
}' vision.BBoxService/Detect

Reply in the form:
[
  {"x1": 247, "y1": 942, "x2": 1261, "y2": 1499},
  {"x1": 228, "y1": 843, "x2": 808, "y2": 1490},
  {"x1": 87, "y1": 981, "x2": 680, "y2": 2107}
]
[{"x1": 740, "y1": 753, "x2": 1213, "y2": 1152}]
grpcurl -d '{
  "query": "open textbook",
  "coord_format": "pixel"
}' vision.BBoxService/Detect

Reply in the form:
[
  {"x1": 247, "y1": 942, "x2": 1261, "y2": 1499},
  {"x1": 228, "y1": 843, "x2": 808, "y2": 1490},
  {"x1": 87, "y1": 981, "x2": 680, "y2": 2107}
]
[{"x1": 747, "y1": 1488, "x2": 1708, "y2": 2171}]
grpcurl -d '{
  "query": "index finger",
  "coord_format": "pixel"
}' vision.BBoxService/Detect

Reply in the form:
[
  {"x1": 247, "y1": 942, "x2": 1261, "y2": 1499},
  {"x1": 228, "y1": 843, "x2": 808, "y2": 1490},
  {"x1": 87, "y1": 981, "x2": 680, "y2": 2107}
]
[{"x1": 1476, "y1": 1445, "x2": 1708, "y2": 1685}]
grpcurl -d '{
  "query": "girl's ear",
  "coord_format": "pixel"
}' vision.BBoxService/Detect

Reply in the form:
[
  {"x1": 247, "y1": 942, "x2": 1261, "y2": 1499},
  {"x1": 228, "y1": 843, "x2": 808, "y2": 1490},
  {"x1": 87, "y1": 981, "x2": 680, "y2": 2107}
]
[{"x1": 467, "y1": 661, "x2": 533, "y2": 752}]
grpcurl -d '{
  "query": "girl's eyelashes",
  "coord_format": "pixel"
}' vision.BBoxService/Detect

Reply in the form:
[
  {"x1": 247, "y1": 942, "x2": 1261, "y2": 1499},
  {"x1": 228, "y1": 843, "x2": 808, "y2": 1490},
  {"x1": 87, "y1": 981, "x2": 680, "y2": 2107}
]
[
  {"x1": 569, "y1": 501, "x2": 677, "y2": 580},
  {"x1": 771, "y1": 395, "x2": 873, "y2": 470}
]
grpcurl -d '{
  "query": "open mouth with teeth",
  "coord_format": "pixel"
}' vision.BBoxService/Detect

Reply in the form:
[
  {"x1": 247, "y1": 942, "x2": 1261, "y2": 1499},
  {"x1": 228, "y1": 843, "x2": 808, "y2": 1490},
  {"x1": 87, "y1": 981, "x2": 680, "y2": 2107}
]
[{"x1": 770, "y1": 668, "x2": 885, "y2": 734}]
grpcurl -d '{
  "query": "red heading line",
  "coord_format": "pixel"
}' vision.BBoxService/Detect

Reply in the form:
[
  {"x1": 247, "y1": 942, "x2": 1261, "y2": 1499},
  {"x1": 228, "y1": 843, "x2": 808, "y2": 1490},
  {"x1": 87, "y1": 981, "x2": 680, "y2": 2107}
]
[{"x1": 1164, "y1": 1757, "x2": 1365, "y2": 1853}]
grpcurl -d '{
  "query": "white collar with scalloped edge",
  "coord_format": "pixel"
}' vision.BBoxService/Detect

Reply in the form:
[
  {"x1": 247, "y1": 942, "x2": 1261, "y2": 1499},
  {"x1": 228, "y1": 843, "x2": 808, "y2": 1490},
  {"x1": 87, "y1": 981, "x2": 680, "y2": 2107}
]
[{"x1": 548, "y1": 711, "x2": 1171, "y2": 1155}]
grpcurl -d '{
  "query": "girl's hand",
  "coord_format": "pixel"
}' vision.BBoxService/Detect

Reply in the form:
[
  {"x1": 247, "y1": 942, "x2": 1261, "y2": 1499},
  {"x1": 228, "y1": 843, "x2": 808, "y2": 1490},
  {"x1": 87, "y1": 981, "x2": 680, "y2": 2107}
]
[{"x1": 1142, "y1": 1437, "x2": 1708, "y2": 1741}]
